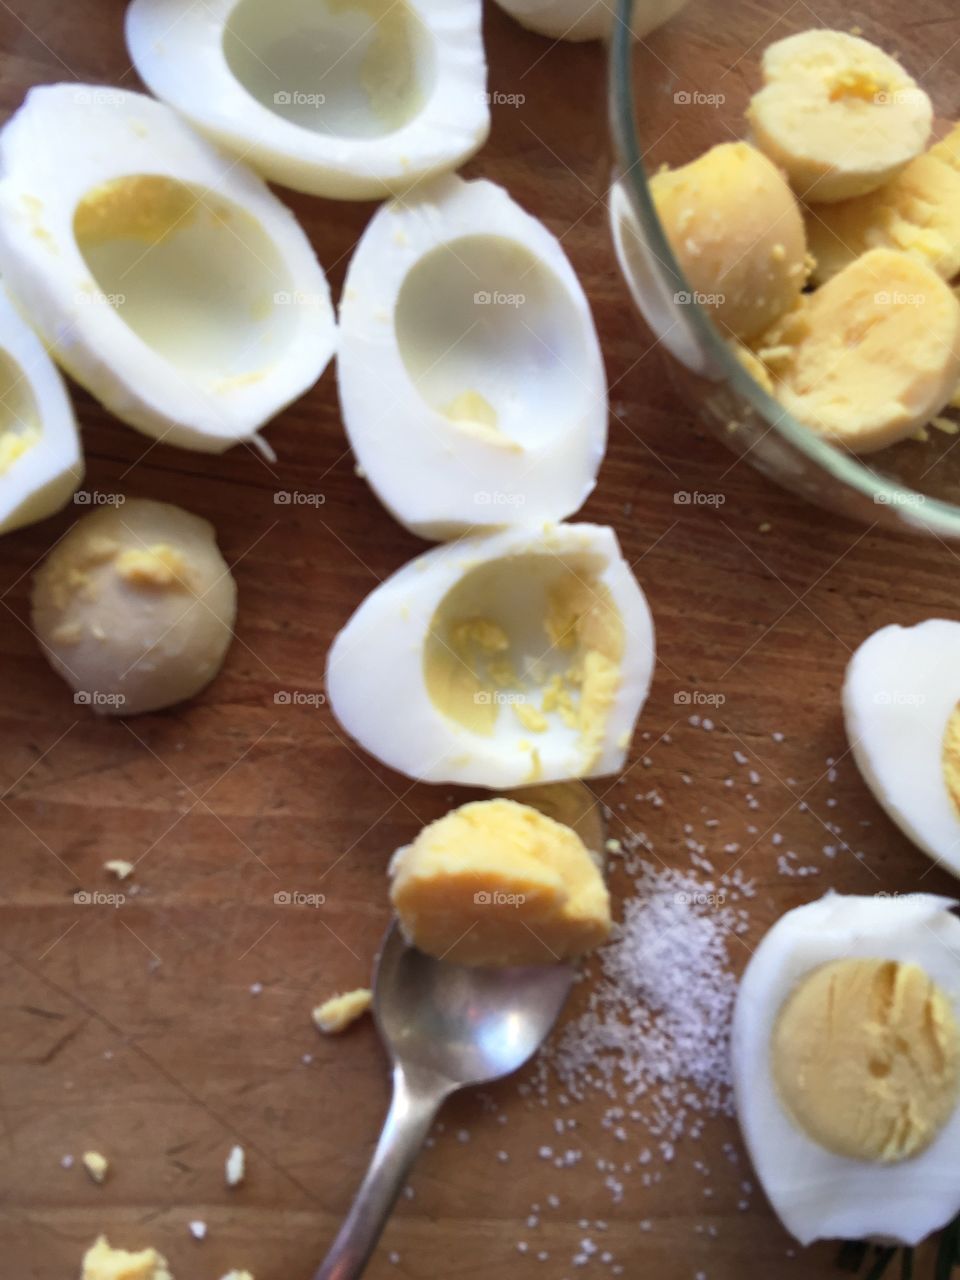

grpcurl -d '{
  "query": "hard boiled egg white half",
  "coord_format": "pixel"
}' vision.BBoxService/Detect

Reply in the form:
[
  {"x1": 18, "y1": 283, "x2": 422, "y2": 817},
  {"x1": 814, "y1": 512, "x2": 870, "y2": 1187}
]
[
  {"x1": 844, "y1": 620, "x2": 960, "y2": 879},
  {"x1": 338, "y1": 175, "x2": 607, "y2": 539},
  {"x1": 126, "y1": 0, "x2": 489, "y2": 200},
  {"x1": 0, "y1": 288, "x2": 82, "y2": 534},
  {"x1": 0, "y1": 85, "x2": 335, "y2": 453},
  {"x1": 326, "y1": 523, "x2": 655, "y2": 787},
  {"x1": 733, "y1": 892, "x2": 960, "y2": 1246}
]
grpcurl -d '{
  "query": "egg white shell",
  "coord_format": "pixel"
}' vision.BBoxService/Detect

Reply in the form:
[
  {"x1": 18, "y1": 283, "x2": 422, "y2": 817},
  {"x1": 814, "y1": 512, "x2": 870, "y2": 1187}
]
[
  {"x1": 0, "y1": 289, "x2": 82, "y2": 534},
  {"x1": 326, "y1": 522, "x2": 655, "y2": 787},
  {"x1": 126, "y1": 0, "x2": 489, "y2": 200},
  {"x1": 337, "y1": 175, "x2": 607, "y2": 539},
  {"x1": 844, "y1": 620, "x2": 960, "y2": 879},
  {"x1": 492, "y1": 0, "x2": 688, "y2": 42},
  {"x1": 0, "y1": 84, "x2": 335, "y2": 453},
  {"x1": 732, "y1": 891, "x2": 960, "y2": 1246}
]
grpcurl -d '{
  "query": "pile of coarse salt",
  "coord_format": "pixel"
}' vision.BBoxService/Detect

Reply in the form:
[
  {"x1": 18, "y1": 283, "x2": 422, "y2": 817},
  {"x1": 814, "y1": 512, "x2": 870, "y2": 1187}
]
[{"x1": 529, "y1": 828, "x2": 753, "y2": 1166}]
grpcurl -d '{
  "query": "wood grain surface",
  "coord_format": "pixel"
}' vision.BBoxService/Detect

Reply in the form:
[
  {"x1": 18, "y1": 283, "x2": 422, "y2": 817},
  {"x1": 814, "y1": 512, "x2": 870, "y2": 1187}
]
[{"x1": 1, "y1": 2, "x2": 958, "y2": 1278}]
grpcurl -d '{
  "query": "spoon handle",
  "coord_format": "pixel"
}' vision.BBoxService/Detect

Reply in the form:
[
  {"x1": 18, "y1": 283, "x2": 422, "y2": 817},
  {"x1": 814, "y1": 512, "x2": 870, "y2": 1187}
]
[{"x1": 314, "y1": 1062, "x2": 445, "y2": 1280}]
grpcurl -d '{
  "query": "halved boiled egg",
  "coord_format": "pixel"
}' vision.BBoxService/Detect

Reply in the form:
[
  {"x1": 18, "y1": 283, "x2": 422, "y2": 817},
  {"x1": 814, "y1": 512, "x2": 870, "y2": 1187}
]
[
  {"x1": 126, "y1": 0, "x2": 489, "y2": 200},
  {"x1": 326, "y1": 523, "x2": 655, "y2": 787},
  {"x1": 733, "y1": 892, "x2": 960, "y2": 1246},
  {"x1": 0, "y1": 85, "x2": 335, "y2": 453},
  {"x1": 337, "y1": 175, "x2": 607, "y2": 539},
  {"x1": 844, "y1": 620, "x2": 960, "y2": 878},
  {"x1": 492, "y1": 0, "x2": 689, "y2": 42},
  {"x1": 0, "y1": 288, "x2": 82, "y2": 535}
]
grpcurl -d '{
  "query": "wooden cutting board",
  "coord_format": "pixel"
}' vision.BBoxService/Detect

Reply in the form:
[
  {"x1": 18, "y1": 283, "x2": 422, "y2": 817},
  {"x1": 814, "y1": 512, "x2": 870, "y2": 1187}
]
[{"x1": 1, "y1": 2, "x2": 956, "y2": 1277}]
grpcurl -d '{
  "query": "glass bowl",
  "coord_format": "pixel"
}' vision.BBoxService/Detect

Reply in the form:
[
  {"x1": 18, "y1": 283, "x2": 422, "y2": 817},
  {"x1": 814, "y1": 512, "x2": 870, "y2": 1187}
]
[{"x1": 607, "y1": 0, "x2": 960, "y2": 537}]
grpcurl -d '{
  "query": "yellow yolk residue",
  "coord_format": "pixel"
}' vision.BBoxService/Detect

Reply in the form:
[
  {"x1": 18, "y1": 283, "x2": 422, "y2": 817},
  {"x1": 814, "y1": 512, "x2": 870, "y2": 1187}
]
[
  {"x1": 0, "y1": 424, "x2": 39, "y2": 473},
  {"x1": 81, "y1": 1236, "x2": 173, "y2": 1280},
  {"x1": 389, "y1": 798, "x2": 611, "y2": 966},
  {"x1": 942, "y1": 702, "x2": 960, "y2": 815},
  {"x1": 772, "y1": 957, "x2": 960, "y2": 1162},
  {"x1": 115, "y1": 543, "x2": 190, "y2": 589},
  {"x1": 73, "y1": 176, "x2": 203, "y2": 247},
  {"x1": 312, "y1": 988, "x2": 373, "y2": 1034}
]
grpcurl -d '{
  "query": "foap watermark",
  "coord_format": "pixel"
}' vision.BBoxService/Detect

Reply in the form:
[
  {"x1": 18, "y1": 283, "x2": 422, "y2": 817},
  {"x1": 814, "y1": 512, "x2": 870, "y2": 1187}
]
[
  {"x1": 474, "y1": 890, "x2": 526, "y2": 906},
  {"x1": 674, "y1": 490, "x2": 725, "y2": 507},
  {"x1": 274, "y1": 490, "x2": 325, "y2": 506},
  {"x1": 273, "y1": 890, "x2": 326, "y2": 907},
  {"x1": 274, "y1": 90, "x2": 326, "y2": 108},
  {"x1": 74, "y1": 889, "x2": 124, "y2": 907},
  {"x1": 481, "y1": 89, "x2": 526, "y2": 107},
  {"x1": 474, "y1": 690, "x2": 526, "y2": 706},
  {"x1": 72, "y1": 88, "x2": 124, "y2": 107},
  {"x1": 74, "y1": 289, "x2": 125, "y2": 308},
  {"x1": 673, "y1": 89, "x2": 726, "y2": 107},
  {"x1": 474, "y1": 290, "x2": 525, "y2": 308},
  {"x1": 674, "y1": 290, "x2": 725, "y2": 307},
  {"x1": 873, "y1": 690, "x2": 925, "y2": 706},
  {"x1": 274, "y1": 690, "x2": 326, "y2": 708},
  {"x1": 273, "y1": 289, "x2": 328, "y2": 308},
  {"x1": 674, "y1": 690, "x2": 726, "y2": 707},
  {"x1": 874, "y1": 89, "x2": 927, "y2": 106},
  {"x1": 674, "y1": 890, "x2": 726, "y2": 908},
  {"x1": 74, "y1": 690, "x2": 126, "y2": 710},
  {"x1": 474, "y1": 490, "x2": 525, "y2": 507},
  {"x1": 875, "y1": 290, "x2": 925, "y2": 307},
  {"x1": 74, "y1": 490, "x2": 125, "y2": 507},
  {"x1": 875, "y1": 492, "x2": 926, "y2": 506}
]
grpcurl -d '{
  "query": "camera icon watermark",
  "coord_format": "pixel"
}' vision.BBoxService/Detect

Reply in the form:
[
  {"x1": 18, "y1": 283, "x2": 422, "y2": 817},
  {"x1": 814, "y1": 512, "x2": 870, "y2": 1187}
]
[
  {"x1": 274, "y1": 490, "x2": 326, "y2": 506},
  {"x1": 473, "y1": 290, "x2": 525, "y2": 308},
  {"x1": 674, "y1": 690, "x2": 726, "y2": 707},
  {"x1": 674, "y1": 490, "x2": 726, "y2": 507},
  {"x1": 273, "y1": 890, "x2": 326, "y2": 907},
  {"x1": 74, "y1": 490, "x2": 125, "y2": 507},
  {"x1": 74, "y1": 889, "x2": 125, "y2": 907},
  {"x1": 74, "y1": 690, "x2": 126, "y2": 709},
  {"x1": 273, "y1": 690, "x2": 326, "y2": 707},
  {"x1": 673, "y1": 89, "x2": 725, "y2": 106},
  {"x1": 274, "y1": 90, "x2": 326, "y2": 107},
  {"x1": 473, "y1": 890, "x2": 526, "y2": 906}
]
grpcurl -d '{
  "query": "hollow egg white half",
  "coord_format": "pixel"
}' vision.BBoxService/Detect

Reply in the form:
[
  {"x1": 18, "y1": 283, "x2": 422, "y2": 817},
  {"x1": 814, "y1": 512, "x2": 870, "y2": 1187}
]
[
  {"x1": 733, "y1": 892, "x2": 960, "y2": 1246},
  {"x1": 0, "y1": 289, "x2": 82, "y2": 534},
  {"x1": 844, "y1": 620, "x2": 960, "y2": 879},
  {"x1": 337, "y1": 175, "x2": 607, "y2": 540},
  {"x1": 326, "y1": 523, "x2": 655, "y2": 787},
  {"x1": 126, "y1": 0, "x2": 489, "y2": 200},
  {"x1": 0, "y1": 85, "x2": 335, "y2": 454},
  {"x1": 492, "y1": 0, "x2": 689, "y2": 42}
]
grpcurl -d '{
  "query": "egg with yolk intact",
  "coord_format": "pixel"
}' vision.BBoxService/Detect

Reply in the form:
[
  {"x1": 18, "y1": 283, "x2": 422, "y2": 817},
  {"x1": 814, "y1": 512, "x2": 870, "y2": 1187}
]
[
  {"x1": 0, "y1": 84, "x2": 335, "y2": 453},
  {"x1": 325, "y1": 523, "x2": 655, "y2": 788},
  {"x1": 733, "y1": 891, "x2": 960, "y2": 1246},
  {"x1": 843, "y1": 619, "x2": 960, "y2": 878},
  {"x1": 126, "y1": 0, "x2": 489, "y2": 200},
  {"x1": 337, "y1": 174, "x2": 607, "y2": 539},
  {"x1": 0, "y1": 288, "x2": 82, "y2": 535}
]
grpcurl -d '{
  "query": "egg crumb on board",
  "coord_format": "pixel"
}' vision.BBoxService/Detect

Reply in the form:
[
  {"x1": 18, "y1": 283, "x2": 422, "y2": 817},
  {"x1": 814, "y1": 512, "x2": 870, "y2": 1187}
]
[
  {"x1": 733, "y1": 893, "x2": 960, "y2": 1245},
  {"x1": 82, "y1": 1151, "x2": 109, "y2": 1184},
  {"x1": 126, "y1": 0, "x2": 490, "y2": 200},
  {"x1": 843, "y1": 619, "x2": 960, "y2": 877},
  {"x1": 806, "y1": 123, "x2": 960, "y2": 284},
  {"x1": 31, "y1": 498, "x2": 237, "y2": 716},
  {"x1": 650, "y1": 141, "x2": 808, "y2": 341},
  {"x1": 747, "y1": 29, "x2": 932, "y2": 203},
  {"x1": 103, "y1": 859, "x2": 134, "y2": 880},
  {"x1": 81, "y1": 1236, "x2": 172, "y2": 1280},
  {"x1": 389, "y1": 798, "x2": 611, "y2": 966},
  {"x1": 326, "y1": 523, "x2": 655, "y2": 788},
  {"x1": 312, "y1": 988, "x2": 373, "y2": 1034},
  {"x1": 749, "y1": 248, "x2": 960, "y2": 452},
  {"x1": 225, "y1": 1143, "x2": 245, "y2": 1188},
  {"x1": 0, "y1": 84, "x2": 335, "y2": 452}
]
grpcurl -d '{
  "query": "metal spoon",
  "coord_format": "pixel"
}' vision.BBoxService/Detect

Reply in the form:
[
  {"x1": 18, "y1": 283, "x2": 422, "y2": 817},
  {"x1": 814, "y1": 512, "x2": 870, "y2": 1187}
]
[{"x1": 314, "y1": 921, "x2": 575, "y2": 1280}]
